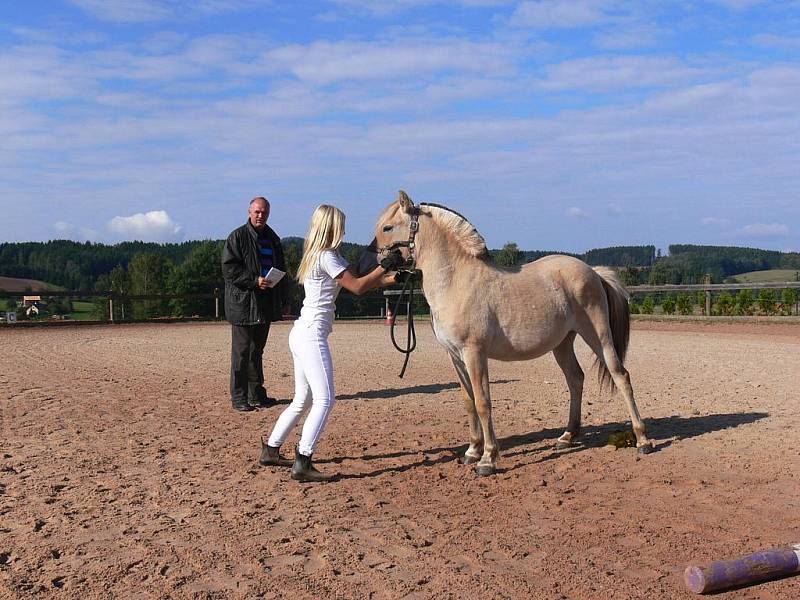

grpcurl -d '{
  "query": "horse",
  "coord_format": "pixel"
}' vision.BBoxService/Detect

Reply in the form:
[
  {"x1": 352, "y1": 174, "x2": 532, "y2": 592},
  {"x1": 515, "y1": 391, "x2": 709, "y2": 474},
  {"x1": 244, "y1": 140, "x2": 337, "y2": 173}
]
[{"x1": 371, "y1": 190, "x2": 654, "y2": 476}]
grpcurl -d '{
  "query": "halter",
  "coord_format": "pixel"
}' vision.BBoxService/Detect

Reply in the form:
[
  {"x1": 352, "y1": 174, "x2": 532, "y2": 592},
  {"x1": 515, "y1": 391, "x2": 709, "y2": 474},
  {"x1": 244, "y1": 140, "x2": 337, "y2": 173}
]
[
  {"x1": 376, "y1": 203, "x2": 425, "y2": 378},
  {"x1": 376, "y1": 205, "x2": 421, "y2": 272}
]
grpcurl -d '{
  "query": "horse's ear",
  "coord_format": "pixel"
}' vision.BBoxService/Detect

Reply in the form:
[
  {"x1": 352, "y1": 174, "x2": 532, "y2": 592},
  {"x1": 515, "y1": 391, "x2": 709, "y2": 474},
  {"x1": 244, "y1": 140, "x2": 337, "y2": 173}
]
[{"x1": 397, "y1": 190, "x2": 414, "y2": 213}]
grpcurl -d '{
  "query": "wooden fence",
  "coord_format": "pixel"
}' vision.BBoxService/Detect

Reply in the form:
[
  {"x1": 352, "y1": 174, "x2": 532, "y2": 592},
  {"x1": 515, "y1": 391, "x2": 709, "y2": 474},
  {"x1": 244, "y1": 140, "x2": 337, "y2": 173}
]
[
  {"x1": 2, "y1": 279, "x2": 799, "y2": 324},
  {"x1": 0, "y1": 289, "x2": 221, "y2": 323},
  {"x1": 385, "y1": 280, "x2": 800, "y2": 317}
]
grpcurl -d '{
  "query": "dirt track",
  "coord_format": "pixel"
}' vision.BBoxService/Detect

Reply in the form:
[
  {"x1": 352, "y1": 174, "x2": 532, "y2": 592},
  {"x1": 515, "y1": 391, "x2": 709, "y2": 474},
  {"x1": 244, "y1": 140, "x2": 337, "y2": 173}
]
[{"x1": 1, "y1": 320, "x2": 799, "y2": 599}]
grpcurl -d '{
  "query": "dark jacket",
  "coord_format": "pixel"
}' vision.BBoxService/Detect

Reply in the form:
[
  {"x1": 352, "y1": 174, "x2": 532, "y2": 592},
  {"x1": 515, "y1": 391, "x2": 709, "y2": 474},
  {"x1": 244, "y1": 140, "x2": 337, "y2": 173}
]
[{"x1": 222, "y1": 221, "x2": 288, "y2": 325}]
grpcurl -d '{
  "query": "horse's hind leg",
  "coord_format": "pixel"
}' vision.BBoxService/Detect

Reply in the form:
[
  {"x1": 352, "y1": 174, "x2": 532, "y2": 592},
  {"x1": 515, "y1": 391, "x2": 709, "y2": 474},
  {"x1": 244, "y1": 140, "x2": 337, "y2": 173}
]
[
  {"x1": 578, "y1": 317, "x2": 654, "y2": 453},
  {"x1": 552, "y1": 332, "x2": 584, "y2": 449},
  {"x1": 602, "y1": 346, "x2": 653, "y2": 453},
  {"x1": 450, "y1": 353, "x2": 482, "y2": 464}
]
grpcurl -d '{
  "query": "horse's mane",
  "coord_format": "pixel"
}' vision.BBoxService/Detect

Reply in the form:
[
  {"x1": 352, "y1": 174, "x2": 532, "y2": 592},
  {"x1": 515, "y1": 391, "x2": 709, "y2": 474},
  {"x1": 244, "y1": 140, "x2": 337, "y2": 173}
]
[{"x1": 421, "y1": 203, "x2": 489, "y2": 259}]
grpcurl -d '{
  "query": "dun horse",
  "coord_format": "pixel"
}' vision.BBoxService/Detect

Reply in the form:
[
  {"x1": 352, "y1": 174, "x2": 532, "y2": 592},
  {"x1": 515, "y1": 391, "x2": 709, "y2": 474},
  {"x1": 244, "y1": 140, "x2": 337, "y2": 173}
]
[{"x1": 373, "y1": 191, "x2": 653, "y2": 476}]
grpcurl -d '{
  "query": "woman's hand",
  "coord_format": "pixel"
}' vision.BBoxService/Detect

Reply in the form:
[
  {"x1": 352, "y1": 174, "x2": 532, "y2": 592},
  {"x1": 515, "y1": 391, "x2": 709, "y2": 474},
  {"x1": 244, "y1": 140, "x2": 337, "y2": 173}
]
[
  {"x1": 379, "y1": 250, "x2": 406, "y2": 272},
  {"x1": 381, "y1": 271, "x2": 398, "y2": 286}
]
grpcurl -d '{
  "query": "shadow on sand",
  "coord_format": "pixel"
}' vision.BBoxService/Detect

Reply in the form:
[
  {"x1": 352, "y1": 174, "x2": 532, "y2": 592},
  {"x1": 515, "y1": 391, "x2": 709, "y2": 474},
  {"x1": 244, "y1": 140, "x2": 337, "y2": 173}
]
[
  {"x1": 336, "y1": 379, "x2": 519, "y2": 401},
  {"x1": 327, "y1": 411, "x2": 769, "y2": 480}
]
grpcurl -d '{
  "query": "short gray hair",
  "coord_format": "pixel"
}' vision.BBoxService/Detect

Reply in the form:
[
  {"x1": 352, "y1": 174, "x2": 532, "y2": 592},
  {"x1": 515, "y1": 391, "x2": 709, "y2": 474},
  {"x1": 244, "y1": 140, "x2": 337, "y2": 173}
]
[{"x1": 250, "y1": 196, "x2": 270, "y2": 208}]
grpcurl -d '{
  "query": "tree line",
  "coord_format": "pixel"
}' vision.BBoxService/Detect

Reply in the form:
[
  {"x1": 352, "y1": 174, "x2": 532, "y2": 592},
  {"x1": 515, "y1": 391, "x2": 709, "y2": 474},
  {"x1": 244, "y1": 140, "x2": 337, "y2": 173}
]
[
  {"x1": 2, "y1": 239, "x2": 799, "y2": 320},
  {"x1": 624, "y1": 245, "x2": 800, "y2": 286},
  {"x1": 0, "y1": 240, "x2": 207, "y2": 290}
]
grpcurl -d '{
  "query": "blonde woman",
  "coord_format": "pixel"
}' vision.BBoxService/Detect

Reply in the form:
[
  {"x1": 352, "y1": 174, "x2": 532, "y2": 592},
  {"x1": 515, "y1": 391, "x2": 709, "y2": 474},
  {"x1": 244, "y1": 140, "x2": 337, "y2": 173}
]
[{"x1": 259, "y1": 205, "x2": 403, "y2": 482}]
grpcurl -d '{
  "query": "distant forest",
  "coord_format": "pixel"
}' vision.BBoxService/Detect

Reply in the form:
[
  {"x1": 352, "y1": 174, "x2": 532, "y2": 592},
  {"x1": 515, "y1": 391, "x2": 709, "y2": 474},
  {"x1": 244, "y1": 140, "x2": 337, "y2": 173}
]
[
  {"x1": 2, "y1": 239, "x2": 799, "y2": 290},
  {"x1": 1, "y1": 238, "x2": 799, "y2": 319}
]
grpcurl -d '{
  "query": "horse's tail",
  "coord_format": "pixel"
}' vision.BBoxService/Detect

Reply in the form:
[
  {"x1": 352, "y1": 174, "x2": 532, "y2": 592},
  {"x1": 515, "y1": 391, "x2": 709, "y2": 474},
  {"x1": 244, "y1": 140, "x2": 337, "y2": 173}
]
[{"x1": 592, "y1": 267, "x2": 630, "y2": 393}]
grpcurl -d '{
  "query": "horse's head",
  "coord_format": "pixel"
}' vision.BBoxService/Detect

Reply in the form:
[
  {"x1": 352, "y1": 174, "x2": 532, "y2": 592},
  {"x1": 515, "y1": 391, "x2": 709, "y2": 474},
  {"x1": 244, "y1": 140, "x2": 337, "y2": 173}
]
[
  {"x1": 352, "y1": 191, "x2": 418, "y2": 276},
  {"x1": 374, "y1": 190, "x2": 418, "y2": 264}
]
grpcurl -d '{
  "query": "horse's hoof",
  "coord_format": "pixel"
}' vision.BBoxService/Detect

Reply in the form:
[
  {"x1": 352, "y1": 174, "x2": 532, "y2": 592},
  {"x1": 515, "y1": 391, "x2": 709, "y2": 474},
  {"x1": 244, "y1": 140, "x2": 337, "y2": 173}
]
[
  {"x1": 554, "y1": 441, "x2": 572, "y2": 450},
  {"x1": 459, "y1": 454, "x2": 480, "y2": 465},
  {"x1": 637, "y1": 444, "x2": 655, "y2": 455},
  {"x1": 475, "y1": 464, "x2": 495, "y2": 477}
]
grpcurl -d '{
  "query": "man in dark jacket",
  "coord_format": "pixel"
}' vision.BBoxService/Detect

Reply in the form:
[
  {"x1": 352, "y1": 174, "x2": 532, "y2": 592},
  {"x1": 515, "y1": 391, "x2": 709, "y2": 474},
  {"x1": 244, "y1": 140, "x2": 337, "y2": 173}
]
[{"x1": 222, "y1": 196, "x2": 288, "y2": 412}]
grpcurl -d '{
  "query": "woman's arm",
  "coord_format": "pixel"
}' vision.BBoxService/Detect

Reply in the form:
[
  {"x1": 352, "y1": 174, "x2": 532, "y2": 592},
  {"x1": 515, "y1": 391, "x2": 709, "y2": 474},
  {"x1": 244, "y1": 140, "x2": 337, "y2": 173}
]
[{"x1": 336, "y1": 265, "x2": 395, "y2": 295}]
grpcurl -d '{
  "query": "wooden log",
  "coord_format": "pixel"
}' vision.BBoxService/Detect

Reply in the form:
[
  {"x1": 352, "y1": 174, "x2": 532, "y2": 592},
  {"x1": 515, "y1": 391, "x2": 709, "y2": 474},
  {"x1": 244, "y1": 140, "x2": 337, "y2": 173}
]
[{"x1": 684, "y1": 544, "x2": 800, "y2": 594}]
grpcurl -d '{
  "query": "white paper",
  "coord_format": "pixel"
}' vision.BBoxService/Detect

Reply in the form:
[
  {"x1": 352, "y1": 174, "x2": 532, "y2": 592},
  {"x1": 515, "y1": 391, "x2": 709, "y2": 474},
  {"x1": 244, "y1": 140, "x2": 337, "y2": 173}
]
[{"x1": 264, "y1": 267, "x2": 285, "y2": 287}]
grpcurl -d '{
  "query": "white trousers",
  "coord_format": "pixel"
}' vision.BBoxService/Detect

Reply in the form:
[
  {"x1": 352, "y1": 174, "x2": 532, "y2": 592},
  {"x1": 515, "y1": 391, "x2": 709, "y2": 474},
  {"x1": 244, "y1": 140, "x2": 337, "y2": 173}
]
[{"x1": 267, "y1": 323, "x2": 336, "y2": 456}]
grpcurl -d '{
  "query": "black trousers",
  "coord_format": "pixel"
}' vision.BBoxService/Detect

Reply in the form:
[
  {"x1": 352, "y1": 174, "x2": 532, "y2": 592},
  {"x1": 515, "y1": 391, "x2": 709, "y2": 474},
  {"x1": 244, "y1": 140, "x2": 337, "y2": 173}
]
[{"x1": 230, "y1": 323, "x2": 271, "y2": 403}]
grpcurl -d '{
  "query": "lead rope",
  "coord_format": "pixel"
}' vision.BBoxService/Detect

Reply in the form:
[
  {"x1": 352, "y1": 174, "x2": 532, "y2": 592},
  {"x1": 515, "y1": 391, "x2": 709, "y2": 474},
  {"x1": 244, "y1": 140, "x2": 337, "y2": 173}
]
[{"x1": 388, "y1": 271, "x2": 417, "y2": 378}]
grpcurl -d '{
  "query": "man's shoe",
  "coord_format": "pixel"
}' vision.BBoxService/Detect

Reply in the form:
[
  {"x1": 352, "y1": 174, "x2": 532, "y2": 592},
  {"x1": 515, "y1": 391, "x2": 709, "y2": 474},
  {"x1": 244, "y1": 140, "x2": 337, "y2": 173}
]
[
  {"x1": 290, "y1": 447, "x2": 334, "y2": 483},
  {"x1": 258, "y1": 438, "x2": 293, "y2": 467},
  {"x1": 232, "y1": 400, "x2": 255, "y2": 412},
  {"x1": 248, "y1": 396, "x2": 276, "y2": 409}
]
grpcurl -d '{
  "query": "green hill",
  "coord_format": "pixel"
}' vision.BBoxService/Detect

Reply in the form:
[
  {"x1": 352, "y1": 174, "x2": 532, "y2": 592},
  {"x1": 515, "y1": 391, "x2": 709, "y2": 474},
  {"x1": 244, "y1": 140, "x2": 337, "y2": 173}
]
[{"x1": 728, "y1": 269, "x2": 800, "y2": 283}]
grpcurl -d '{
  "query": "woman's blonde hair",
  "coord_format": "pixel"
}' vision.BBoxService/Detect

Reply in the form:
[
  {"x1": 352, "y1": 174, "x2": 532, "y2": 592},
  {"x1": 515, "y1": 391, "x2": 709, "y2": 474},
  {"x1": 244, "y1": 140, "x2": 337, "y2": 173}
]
[{"x1": 296, "y1": 205, "x2": 346, "y2": 282}]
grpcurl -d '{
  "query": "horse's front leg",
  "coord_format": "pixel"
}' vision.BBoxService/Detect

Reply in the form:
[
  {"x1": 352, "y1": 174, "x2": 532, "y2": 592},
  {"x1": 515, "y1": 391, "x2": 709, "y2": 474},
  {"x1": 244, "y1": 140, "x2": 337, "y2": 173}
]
[
  {"x1": 462, "y1": 346, "x2": 498, "y2": 476},
  {"x1": 450, "y1": 354, "x2": 482, "y2": 464}
]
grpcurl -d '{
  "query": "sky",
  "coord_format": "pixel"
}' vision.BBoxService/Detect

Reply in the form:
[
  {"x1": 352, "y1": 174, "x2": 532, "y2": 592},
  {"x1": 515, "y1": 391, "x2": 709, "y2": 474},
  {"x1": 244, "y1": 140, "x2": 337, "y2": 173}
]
[{"x1": 1, "y1": 0, "x2": 798, "y2": 253}]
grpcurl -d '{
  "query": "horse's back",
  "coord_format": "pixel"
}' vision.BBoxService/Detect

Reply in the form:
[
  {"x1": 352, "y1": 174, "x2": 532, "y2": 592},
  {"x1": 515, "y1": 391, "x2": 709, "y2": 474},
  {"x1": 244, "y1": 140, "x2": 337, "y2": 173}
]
[
  {"x1": 524, "y1": 254, "x2": 607, "y2": 294},
  {"x1": 524, "y1": 254, "x2": 594, "y2": 276}
]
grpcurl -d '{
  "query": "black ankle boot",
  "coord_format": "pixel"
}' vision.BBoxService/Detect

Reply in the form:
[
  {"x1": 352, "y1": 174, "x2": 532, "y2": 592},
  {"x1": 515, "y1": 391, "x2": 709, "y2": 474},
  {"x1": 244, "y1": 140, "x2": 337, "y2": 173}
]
[
  {"x1": 231, "y1": 399, "x2": 255, "y2": 412},
  {"x1": 291, "y1": 447, "x2": 333, "y2": 482},
  {"x1": 258, "y1": 438, "x2": 292, "y2": 467}
]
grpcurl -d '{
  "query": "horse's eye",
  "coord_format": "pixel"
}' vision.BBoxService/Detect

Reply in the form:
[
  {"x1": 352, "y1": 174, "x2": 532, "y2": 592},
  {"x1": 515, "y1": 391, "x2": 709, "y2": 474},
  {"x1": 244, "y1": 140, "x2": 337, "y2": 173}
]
[{"x1": 382, "y1": 225, "x2": 393, "y2": 232}]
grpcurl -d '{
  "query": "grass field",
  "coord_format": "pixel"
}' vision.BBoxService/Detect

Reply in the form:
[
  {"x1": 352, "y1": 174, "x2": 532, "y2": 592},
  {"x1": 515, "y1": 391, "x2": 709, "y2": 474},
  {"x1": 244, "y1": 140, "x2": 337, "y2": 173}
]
[
  {"x1": 730, "y1": 268, "x2": 800, "y2": 282},
  {"x1": 69, "y1": 300, "x2": 96, "y2": 320},
  {"x1": 0, "y1": 275, "x2": 63, "y2": 292}
]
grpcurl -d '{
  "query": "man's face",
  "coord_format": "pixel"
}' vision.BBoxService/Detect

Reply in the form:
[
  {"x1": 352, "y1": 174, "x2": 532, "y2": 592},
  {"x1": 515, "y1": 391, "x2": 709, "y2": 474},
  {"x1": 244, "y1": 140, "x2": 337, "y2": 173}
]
[{"x1": 249, "y1": 200, "x2": 270, "y2": 229}]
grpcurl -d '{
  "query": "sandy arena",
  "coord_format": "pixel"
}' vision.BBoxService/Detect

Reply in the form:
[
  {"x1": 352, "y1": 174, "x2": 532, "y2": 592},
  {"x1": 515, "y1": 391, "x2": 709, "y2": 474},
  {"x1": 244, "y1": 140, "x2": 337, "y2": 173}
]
[{"x1": 1, "y1": 320, "x2": 799, "y2": 599}]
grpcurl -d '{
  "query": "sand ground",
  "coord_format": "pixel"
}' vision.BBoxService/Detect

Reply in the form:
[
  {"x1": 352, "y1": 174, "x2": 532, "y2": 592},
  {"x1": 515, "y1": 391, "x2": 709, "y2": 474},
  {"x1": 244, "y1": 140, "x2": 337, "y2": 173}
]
[{"x1": 1, "y1": 319, "x2": 799, "y2": 599}]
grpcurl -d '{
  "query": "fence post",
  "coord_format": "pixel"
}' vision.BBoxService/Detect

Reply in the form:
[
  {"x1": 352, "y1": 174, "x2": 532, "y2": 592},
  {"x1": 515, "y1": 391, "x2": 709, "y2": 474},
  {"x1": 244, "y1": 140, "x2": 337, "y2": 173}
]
[
  {"x1": 108, "y1": 296, "x2": 114, "y2": 323},
  {"x1": 214, "y1": 287, "x2": 220, "y2": 320},
  {"x1": 704, "y1": 274, "x2": 711, "y2": 317}
]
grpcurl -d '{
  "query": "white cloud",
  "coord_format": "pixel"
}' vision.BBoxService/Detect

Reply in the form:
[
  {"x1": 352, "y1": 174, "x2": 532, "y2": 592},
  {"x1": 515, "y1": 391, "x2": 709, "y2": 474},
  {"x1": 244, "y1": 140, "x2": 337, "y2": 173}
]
[
  {"x1": 701, "y1": 217, "x2": 730, "y2": 227},
  {"x1": 593, "y1": 24, "x2": 660, "y2": 50},
  {"x1": 52, "y1": 221, "x2": 98, "y2": 241},
  {"x1": 67, "y1": 0, "x2": 259, "y2": 22},
  {"x1": 511, "y1": 0, "x2": 610, "y2": 29},
  {"x1": 751, "y1": 33, "x2": 800, "y2": 49},
  {"x1": 327, "y1": 0, "x2": 515, "y2": 15},
  {"x1": 108, "y1": 210, "x2": 183, "y2": 241},
  {"x1": 736, "y1": 222, "x2": 790, "y2": 238},
  {"x1": 68, "y1": 0, "x2": 172, "y2": 23},
  {"x1": 643, "y1": 80, "x2": 736, "y2": 112},
  {"x1": 708, "y1": 0, "x2": 765, "y2": 10},
  {"x1": 607, "y1": 202, "x2": 622, "y2": 216},
  {"x1": 0, "y1": 46, "x2": 96, "y2": 103},
  {"x1": 541, "y1": 56, "x2": 708, "y2": 92},
  {"x1": 566, "y1": 207, "x2": 590, "y2": 218},
  {"x1": 263, "y1": 40, "x2": 513, "y2": 85}
]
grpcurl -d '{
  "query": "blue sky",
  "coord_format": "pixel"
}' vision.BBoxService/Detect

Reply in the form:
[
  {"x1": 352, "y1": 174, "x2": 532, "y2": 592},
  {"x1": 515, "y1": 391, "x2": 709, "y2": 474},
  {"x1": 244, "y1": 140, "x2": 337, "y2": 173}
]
[{"x1": 1, "y1": 0, "x2": 798, "y2": 253}]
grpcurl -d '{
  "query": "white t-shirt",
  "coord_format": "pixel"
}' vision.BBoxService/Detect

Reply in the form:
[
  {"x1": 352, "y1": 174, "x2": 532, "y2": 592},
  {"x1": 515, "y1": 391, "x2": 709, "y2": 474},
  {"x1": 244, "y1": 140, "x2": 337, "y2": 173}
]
[{"x1": 297, "y1": 249, "x2": 350, "y2": 333}]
